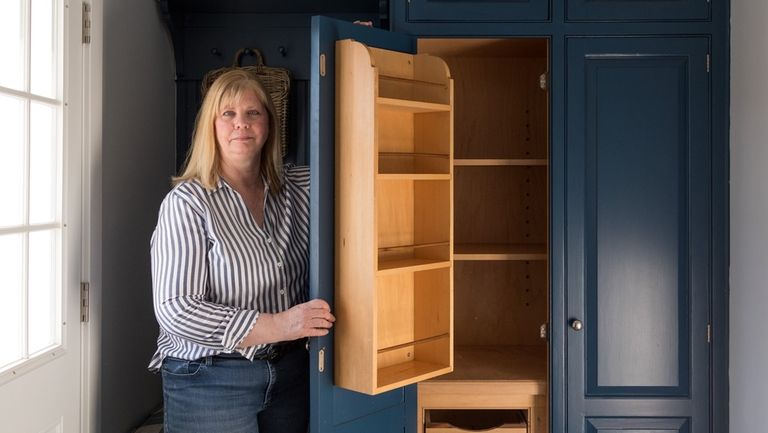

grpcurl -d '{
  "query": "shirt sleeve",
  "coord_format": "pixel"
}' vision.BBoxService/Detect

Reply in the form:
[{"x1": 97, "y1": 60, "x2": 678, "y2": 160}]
[
  {"x1": 150, "y1": 189, "x2": 259, "y2": 352},
  {"x1": 283, "y1": 163, "x2": 310, "y2": 193}
]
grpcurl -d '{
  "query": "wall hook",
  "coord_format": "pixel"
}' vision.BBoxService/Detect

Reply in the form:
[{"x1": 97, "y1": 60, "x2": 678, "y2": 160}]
[{"x1": 278, "y1": 46, "x2": 287, "y2": 57}]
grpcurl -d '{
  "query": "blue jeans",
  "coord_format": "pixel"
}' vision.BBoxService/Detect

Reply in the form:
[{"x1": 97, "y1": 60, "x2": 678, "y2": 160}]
[{"x1": 161, "y1": 344, "x2": 309, "y2": 433}]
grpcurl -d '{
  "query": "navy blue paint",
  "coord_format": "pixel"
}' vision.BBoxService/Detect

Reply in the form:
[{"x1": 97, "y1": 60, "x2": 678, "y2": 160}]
[
  {"x1": 566, "y1": 0, "x2": 709, "y2": 22},
  {"x1": 405, "y1": 0, "x2": 549, "y2": 23},
  {"x1": 566, "y1": 36, "x2": 710, "y2": 432},
  {"x1": 309, "y1": 15, "x2": 417, "y2": 433}
]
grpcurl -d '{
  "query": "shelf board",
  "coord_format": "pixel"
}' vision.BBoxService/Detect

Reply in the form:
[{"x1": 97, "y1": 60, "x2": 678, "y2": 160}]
[
  {"x1": 454, "y1": 243, "x2": 547, "y2": 261},
  {"x1": 431, "y1": 345, "x2": 546, "y2": 383},
  {"x1": 454, "y1": 158, "x2": 548, "y2": 167},
  {"x1": 377, "y1": 257, "x2": 452, "y2": 275},
  {"x1": 378, "y1": 333, "x2": 450, "y2": 354},
  {"x1": 377, "y1": 360, "x2": 453, "y2": 394},
  {"x1": 378, "y1": 173, "x2": 451, "y2": 180},
  {"x1": 378, "y1": 97, "x2": 451, "y2": 113}
]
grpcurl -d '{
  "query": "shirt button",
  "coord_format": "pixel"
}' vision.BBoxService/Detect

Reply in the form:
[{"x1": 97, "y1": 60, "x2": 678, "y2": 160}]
[
  {"x1": 266, "y1": 237, "x2": 272, "y2": 243},
  {"x1": 276, "y1": 262, "x2": 282, "y2": 268},
  {"x1": 279, "y1": 289, "x2": 286, "y2": 295}
]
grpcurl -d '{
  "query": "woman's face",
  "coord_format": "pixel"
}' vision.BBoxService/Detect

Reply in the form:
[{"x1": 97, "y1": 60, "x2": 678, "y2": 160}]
[{"x1": 214, "y1": 89, "x2": 269, "y2": 169}]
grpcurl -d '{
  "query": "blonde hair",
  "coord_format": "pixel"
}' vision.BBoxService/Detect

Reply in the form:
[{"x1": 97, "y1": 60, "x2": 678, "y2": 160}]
[{"x1": 174, "y1": 69, "x2": 283, "y2": 192}]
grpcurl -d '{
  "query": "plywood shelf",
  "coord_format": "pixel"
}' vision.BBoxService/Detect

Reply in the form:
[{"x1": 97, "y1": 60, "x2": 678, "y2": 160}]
[
  {"x1": 454, "y1": 158, "x2": 548, "y2": 167},
  {"x1": 378, "y1": 97, "x2": 452, "y2": 113},
  {"x1": 431, "y1": 345, "x2": 546, "y2": 383},
  {"x1": 377, "y1": 360, "x2": 453, "y2": 394},
  {"x1": 378, "y1": 257, "x2": 452, "y2": 275},
  {"x1": 379, "y1": 152, "x2": 451, "y2": 176},
  {"x1": 378, "y1": 173, "x2": 452, "y2": 181},
  {"x1": 454, "y1": 243, "x2": 547, "y2": 261}
]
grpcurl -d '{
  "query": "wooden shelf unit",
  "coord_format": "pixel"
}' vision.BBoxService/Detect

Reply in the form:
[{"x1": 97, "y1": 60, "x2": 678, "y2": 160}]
[{"x1": 335, "y1": 39, "x2": 455, "y2": 395}]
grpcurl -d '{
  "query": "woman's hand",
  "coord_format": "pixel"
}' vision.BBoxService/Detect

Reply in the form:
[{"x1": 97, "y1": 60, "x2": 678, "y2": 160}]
[
  {"x1": 274, "y1": 299, "x2": 336, "y2": 340},
  {"x1": 238, "y1": 299, "x2": 335, "y2": 348}
]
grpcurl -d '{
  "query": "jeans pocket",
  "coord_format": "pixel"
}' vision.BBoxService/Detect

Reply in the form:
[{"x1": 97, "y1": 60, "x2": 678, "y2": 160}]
[{"x1": 161, "y1": 357, "x2": 206, "y2": 377}]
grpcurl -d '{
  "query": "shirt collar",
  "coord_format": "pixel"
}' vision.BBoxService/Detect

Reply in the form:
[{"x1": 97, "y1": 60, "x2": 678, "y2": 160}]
[{"x1": 206, "y1": 175, "x2": 270, "y2": 196}]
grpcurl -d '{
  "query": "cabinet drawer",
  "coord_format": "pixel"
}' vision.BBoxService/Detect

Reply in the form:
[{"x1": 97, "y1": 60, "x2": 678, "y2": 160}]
[{"x1": 426, "y1": 409, "x2": 527, "y2": 433}]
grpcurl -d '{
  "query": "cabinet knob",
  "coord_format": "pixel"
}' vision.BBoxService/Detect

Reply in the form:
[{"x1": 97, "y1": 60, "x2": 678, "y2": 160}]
[{"x1": 570, "y1": 319, "x2": 583, "y2": 331}]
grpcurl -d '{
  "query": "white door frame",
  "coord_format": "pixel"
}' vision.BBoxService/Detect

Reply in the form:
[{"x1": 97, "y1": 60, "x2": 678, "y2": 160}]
[{"x1": 81, "y1": 0, "x2": 102, "y2": 431}]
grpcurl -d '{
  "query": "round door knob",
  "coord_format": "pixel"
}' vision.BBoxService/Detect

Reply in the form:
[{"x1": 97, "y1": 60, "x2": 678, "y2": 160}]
[{"x1": 570, "y1": 319, "x2": 583, "y2": 331}]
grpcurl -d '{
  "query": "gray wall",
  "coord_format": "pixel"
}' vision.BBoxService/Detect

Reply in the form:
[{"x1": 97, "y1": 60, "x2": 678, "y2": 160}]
[
  {"x1": 730, "y1": 0, "x2": 768, "y2": 431},
  {"x1": 101, "y1": 0, "x2": 175, "y2": 431}
]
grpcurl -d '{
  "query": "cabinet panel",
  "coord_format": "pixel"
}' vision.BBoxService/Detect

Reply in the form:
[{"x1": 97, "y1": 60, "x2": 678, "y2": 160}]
[
  {"x1": 585, "y1": 417, "x2": 689, "y2": 433},
  {"x1": 586, "y1": 56, "x2": 688, "y2": 393},
  {"x1": 565, "y1": 36, "x2": 710, "y2": 431},
  {"x1": 566, "y1": 0, "x2": 709, "y2": 22},
  {"x1": 405, "y1": 0, "x2": 549, "y2": 23}
]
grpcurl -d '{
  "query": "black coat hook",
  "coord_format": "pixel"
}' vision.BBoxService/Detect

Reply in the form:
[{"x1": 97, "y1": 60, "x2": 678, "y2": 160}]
[{"x1": 278, "y1": 46, "x2": 287, "y2": 57}]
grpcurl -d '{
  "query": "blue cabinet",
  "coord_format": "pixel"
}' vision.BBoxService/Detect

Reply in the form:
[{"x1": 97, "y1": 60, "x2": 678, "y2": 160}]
[
  {"x1": 566, "y1": 0, "x2": 710, "y2": 22},
  {"x1": 563, "y1": 36, "x2": 711, "y2": 432},
  {"x1": 404, "y1": 0, "x2": 549, "y2": 23}
]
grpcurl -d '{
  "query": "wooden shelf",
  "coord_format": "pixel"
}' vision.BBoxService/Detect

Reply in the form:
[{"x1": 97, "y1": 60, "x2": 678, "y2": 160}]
[
  {"x1": 377, "y1": 360, "x2": 453, "y2": 393},
  {"x1": 378, "y1": 97, "x2": 451, "y2": 113},
  {"x1": 379, "y1": 152, "x2": 451, "y2": 176},
  {"x1": 454, "y1": 243, "x2": 547, "y2": 261},
  {"x1": 454, "y1": 159, "x2": 548, "y2": 167},
  {"x1": 378, "y1": 257, "x2": 452, "y2": 275},
  {"x1": 378, "y1": 173, "x2": 451, "y2": 180},
  {"x1": 378, "y1": 333, "x2": 450, "y2": 354},
  {"x1": 432, "y1": 345, "x2": 546, "y2": 383}
]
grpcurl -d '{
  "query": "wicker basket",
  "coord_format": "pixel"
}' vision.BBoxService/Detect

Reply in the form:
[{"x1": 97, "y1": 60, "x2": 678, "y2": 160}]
[{"x1": 202, "y1": 48, "x2": 291, "y2": 157}]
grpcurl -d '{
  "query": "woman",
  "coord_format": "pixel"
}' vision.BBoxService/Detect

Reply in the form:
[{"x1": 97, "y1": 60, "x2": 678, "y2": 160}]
[{"x1": 149, "y1": 69, "x2": 335, "y2": 433}]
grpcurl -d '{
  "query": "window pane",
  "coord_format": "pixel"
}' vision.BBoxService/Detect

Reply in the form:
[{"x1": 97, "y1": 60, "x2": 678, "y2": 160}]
[
  {"x1": 31, "y1": 0, "x2": 56, "y2": 98},
  {"x1": 0, "y1": 234, "x2": 24, "y2": 368},
  {"x1": 30, "y1": 102, "x2": 57, "y2": 224},
  {"x1": 29, "y1": 229, "x2": 58, "y2": 353},
  {"x1": 0, "y1": 0, "x2": 25, "y2": 91},
  {"x1": 0, "y1": 94, "x2": 26, "y2": 228}
]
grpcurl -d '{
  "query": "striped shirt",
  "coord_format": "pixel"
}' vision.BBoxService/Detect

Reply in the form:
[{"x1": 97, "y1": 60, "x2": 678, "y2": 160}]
[{"x1": 148, "y1": 164, "x2": 310, "y2": 371}]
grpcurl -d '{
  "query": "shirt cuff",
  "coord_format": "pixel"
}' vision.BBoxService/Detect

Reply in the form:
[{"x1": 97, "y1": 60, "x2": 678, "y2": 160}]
[{"x1": 221, "y1": 309, "x2": 260, "y2": 352}]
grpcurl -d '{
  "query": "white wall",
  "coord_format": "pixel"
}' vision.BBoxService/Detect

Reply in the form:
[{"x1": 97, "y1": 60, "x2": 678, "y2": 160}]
[
  {"x1": 100, "y1": 0, "x2": 175, "y2": 431},
  {"x1": 730, "y1": 1, "x2": 768, "y2": 431}
]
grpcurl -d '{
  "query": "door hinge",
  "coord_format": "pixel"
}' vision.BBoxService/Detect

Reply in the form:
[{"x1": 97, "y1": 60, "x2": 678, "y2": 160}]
[
  {"x1": 319, "y1": 53, "x2": 326, "y2": 77},
  {"x1": 706, "y1": 53, "x2": 711, "y2": 73},
  {"x1": 707, "y1": 323, "x2": 712, "y2": 343},
  {"x1": 318, "y1": 347, "x2": 326, "y2": 372},
  {"x1": 80, "y1": 282, "x2": 90, "y2": 323},
  {"x1": 539, "y1": 323, "x2": 549, "y2": 341},
  {"x1": 539, "y1": 72, "x2": 548, "y2": 91},
  {"x1": 82, "y1": 2, "x2": 91, "y2": 44}
]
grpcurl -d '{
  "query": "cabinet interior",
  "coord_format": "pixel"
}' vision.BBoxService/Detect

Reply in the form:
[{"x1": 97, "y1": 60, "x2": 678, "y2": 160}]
[{"x1": 418, "y1": 37, "x2": 549, "y2": 432}]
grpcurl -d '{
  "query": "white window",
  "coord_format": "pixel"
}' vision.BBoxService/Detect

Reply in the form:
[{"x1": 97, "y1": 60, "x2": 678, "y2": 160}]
[{"x1": 0, "y1": 0, "x2": 64, "y2": 373}]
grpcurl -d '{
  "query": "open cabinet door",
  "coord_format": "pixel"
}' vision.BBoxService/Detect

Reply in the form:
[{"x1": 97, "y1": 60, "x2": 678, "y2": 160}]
[{"x1": 309, "y1": 16, "x2": 419, "y2": 433}]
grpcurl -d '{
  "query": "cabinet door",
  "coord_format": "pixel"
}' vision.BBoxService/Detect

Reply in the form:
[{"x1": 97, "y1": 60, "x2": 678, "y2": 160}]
[
  {"x1": 309, "y1": 16, "x2": 419, "y2": 433},
  {"x1": 566, "y1": 0, "x2": 709, "y2": 21},
  {"x1": 405, "y1": 0, "x2": 548, "y2": 23},
  {"x1": 562, "y1": 37, "x2": 710, "y2": 432}
]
